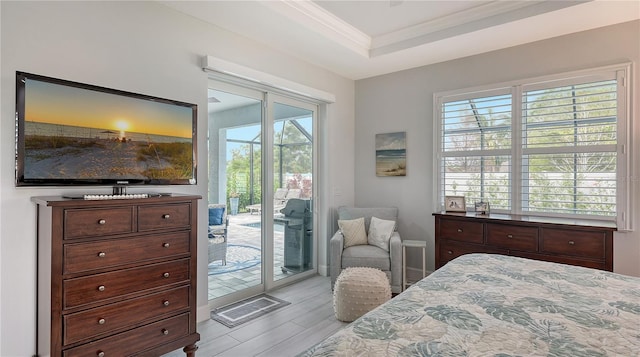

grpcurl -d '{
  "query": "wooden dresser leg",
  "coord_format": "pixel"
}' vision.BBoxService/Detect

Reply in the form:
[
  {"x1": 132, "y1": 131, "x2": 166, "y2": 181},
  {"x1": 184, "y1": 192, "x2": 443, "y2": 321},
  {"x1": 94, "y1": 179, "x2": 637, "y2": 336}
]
[{"x1": 184, "y1": 343, "x2": 198, "y2": 357}]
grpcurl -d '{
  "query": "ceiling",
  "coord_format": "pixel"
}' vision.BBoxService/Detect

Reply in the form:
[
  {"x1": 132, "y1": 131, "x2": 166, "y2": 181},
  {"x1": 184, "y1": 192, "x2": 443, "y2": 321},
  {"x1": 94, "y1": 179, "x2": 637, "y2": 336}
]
[{"x1": 163, "y1": 0, "x2": 640, "y2": 80}]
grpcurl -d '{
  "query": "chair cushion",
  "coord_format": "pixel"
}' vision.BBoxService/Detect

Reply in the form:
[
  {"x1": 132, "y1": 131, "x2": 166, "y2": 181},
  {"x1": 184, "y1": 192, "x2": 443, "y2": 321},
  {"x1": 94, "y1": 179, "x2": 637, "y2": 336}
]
[
  {"x1": 209, "y1": 206, "x2": 225, "y2": 226},
  {"x1": 341, "y1": 245, "x2": 391, "y2": 271},
  {"x1": 338, "y1": 218, "x2": 367, "y2": 248},
  {"x1": 337, "y1": 206, "x2": 398, "y2": 234},
  {"x1": 368, "y1": 216, "x2": 396, "y2": 252}
]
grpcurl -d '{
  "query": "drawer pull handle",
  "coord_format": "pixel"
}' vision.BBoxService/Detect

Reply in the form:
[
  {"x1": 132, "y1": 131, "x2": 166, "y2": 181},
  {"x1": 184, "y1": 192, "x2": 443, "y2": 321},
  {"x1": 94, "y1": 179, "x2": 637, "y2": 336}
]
[
  {"x1": 98, "y1": 285, "x2": 105, "y2": 292},
  {"x1": 568, "y1": 240, "x2": 575, "y2": 245},
  {"x1": 97, "y1": 351, "x2": 105, "y2": 357},
  {"x1": 457, "y1": 228, "x2": 463, "y2": 233},
  {"x1": 98, "y1": 318, "x2": 106, "y2": 325},
  {"x1": 163, "y1": 300, "x2": 170, "y2": 306},
  {"x1": 163, "y1": 243, "x2": 170, "y2": 248},
  {"x1": 447, "y1": 250, "x2": 453, "y2": 255},
  {"x1": 98, "y1": 219, "x2": 106, "y2": 225},
  {"x1": 162, "y1": 214, "x2": 171, "y2": 219},
  {"x1": 507, "y1": 234, "x2": 514, "y2": 239},
  {"x1": 163, "y1": 272, "x2": 170, "y2": 278},
  {"x1": 98, "y1": 252, "x2": 106, "y2": 258},
  {"x1": 162, "y1": 328, "x2": 169, "y2": 335}
]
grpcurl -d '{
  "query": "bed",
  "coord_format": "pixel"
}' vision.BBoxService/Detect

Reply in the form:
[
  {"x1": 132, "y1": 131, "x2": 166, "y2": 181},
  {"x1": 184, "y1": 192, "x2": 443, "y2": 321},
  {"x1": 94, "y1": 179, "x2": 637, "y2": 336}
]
[{"x1": 300, "y1": 254, "x2": 640, "y2": 356}]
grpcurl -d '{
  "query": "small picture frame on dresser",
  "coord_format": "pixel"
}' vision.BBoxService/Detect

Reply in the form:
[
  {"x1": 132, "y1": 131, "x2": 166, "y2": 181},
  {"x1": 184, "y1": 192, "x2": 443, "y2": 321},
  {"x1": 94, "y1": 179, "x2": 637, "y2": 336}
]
[
  {"x1": 475, "y1": 201, "x2": 490, "y2": 215},
  {"x1": 445, "y1": 196, "x2": 466, "y2": 212}
]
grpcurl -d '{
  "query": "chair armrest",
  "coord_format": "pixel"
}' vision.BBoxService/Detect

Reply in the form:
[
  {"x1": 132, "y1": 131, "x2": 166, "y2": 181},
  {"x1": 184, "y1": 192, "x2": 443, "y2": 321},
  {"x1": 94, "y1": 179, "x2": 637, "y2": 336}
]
[
  {"x1": 389, "y1": 232, "x2": 402, "y2": 293},
  {"x1": 329, "y1": 230, "x2": 345, "y2": 289}
]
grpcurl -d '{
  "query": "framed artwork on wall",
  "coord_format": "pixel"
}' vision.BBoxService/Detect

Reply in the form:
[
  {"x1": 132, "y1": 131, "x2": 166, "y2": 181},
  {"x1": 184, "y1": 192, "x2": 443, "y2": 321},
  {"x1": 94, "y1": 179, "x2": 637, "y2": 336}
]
[
  {"x1": 375, "y1": 131, "x2": 406, "y2": 177},
  {"x1": 445, "y1": 196, "x2": 466, "y2": 212}
]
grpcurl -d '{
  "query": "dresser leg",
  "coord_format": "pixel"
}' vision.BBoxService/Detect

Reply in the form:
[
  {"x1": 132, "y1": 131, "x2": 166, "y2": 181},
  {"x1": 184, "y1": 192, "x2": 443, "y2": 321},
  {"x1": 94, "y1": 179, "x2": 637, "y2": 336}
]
[{"x1": 184, "y1": 343, "x2": 198, "y2": 357}]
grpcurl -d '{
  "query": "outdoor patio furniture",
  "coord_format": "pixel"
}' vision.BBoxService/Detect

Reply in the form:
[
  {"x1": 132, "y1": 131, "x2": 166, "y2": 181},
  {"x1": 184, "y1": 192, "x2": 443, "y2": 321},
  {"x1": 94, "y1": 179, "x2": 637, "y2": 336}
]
[
  {"x1": 246, "y1": 187, "x2": 300, "y2": 214},
  {"x1": 208, "y1": 203, "x2": 229, "y2": 265}
]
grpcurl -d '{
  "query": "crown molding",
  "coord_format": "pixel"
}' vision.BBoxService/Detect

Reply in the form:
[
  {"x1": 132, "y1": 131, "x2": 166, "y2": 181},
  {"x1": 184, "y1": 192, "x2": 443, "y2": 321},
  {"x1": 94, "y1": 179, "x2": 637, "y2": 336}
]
[
  {"x1": 263, "y1": 0, "x2": 371, "y2": 58},
  {"x1": 262, "y1": 0, "x2": 589, "y2": 59}
]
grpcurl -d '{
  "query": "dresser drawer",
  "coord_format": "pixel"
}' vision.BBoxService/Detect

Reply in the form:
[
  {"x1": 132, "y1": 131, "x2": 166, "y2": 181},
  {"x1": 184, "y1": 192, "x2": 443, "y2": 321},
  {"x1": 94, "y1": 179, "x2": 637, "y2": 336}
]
[
  {"x1": 540, "y1": 228, "x2": 606, "y2": 260},
  {"x1": 439, "y1": 219, "x2": 484, "y2": 244},
  {"x1": 64, "y1": 259, "x2": 190, "y2": 309},
  {"x1": 486, "y1": 223, "x2": 538, "y2": 252},
  {"x1": 64, "y1": 232, "x2": 190, "y2": 274},
  {"x1": 138, "y1": 203, "x2": 191, "y2": 231},
  {"x1": 64, "y1": 286, "x2": 189, "y2": 345},
  {"x1": 64, "y1": 313, "x2": 190, "y2": 357},
  {"x1": 64, "y1": 207, "x2": 134, "y2": 239}
]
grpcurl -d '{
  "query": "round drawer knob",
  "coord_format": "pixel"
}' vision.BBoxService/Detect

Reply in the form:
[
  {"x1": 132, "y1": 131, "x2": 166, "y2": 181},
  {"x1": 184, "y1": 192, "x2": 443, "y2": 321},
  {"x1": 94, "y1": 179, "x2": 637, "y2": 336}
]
[
  {"x1": 98, "y1": 318, "x2": 106, "y2": 325},
  {"x1": 163, "y1": 300, "x2": 170, "y2": 306},
  {"x1": 162, "y1": 214, "x2": 171, "y2": 219},
  {"x1": 98, "y1": 285, "x2": 105, "y2": 292},
  {"x1": 98, "y1": 252, "x2": 106, "y2": 258},
  {"x1": 568, "y1": 240, "x2": 575, "y2": 245},
  {"x1": 163, "y1": 272, "x2": 170, "y2": 278},
  {"x1": 162, "y1": 328, "x2": 169, "y2": 335},
  {"x1": 457, "y1": 228, "x2": 463, "y2": 233},
  {"x1": 97, "y1": 351, "x2": 105, "y2": 357},
  {"x1": 507, "y1": 234, "x2": 514, "y2": 239},
  {"x1": 447, "y1": 250, "x2": 453, "y2": 255},
  {"x1": 163, "y1": 243, "x2": 170, "y2": 248},
  {"x1": 98, "y1": 219, "x2": 106, "y2": 225}
]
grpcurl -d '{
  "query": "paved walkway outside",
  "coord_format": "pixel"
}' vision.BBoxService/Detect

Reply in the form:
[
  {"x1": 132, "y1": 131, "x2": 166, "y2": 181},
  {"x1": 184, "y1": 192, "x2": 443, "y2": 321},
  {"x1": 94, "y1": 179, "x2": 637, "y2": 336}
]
[{"x1": 207, "y1": 212, "x2": 305, "y2": 300}]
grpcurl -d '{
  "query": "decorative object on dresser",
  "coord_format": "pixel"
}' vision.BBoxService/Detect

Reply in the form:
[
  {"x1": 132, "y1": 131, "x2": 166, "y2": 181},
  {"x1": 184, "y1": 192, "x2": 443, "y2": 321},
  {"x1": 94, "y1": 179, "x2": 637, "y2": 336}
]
[
  {"x1": 433, "y1": 212, "x2": 615, "y2": 271},
  {"x1": 444, "y1": 196, "x2": 465, "y2": 212},
  {"x1": 33, "y1": 194, "x2": 201, "y2": 357}
]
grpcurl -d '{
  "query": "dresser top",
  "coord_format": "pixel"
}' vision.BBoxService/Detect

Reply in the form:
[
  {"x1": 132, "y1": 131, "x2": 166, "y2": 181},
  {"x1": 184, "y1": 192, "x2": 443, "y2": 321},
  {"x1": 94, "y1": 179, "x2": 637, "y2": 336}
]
[
  {"x1": 32, "y1": 193, "x2": 202, "y2": 207},
  {"x1": 433, "y1": 211, "x2": 617, "y2": 230}
]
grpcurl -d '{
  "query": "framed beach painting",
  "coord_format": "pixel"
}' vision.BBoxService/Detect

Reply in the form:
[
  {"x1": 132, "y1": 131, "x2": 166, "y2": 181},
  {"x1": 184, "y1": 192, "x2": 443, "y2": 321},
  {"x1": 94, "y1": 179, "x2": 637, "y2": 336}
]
[{"x1": 376, "y1": 131, "x2": 406, "y2": 177}]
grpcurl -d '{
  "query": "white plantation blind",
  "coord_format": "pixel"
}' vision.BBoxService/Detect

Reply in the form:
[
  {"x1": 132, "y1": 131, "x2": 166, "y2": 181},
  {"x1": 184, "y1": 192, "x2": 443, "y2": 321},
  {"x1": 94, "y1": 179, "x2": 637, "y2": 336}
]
[
  {"x1": 441, "y1": 93, "x2": 512, "y2": 210},
  {"x1": 435, "y1": 65, "x2": 630, "y2": 228},
  {"x1": 521, "y1": 79, "x2": 617, "y2": 216}
]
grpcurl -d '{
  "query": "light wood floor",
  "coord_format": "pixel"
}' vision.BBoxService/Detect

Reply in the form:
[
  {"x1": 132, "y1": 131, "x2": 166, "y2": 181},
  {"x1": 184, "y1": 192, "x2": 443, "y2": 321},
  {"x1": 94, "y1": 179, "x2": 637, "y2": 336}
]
[{"x1": 163, "y1": 275, "x2": 348, "y2": 357}]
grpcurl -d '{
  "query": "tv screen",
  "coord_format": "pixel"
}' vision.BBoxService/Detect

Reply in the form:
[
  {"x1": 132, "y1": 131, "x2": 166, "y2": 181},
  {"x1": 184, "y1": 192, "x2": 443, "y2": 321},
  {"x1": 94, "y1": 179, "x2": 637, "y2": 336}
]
[{"x1": 15, "y1": 71, "x2": 197, "y2": 187}]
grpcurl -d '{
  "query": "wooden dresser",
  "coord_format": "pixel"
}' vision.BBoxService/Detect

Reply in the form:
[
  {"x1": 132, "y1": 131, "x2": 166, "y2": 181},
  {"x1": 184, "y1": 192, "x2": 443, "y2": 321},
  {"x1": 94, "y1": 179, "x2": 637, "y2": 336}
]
[
  {"x1": 34, "y1": 194, "x2": 200, "y2": 357},
  {"x1": 433, "y1": 212, "x2": 615, "y2": 271}
]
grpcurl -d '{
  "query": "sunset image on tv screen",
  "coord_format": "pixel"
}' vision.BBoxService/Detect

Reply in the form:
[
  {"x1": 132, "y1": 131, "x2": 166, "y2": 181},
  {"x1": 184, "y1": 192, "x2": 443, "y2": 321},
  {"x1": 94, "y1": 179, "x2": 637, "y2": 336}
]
[{"x1": 22, "y1": 77, "x2": 195, "y2": 182}]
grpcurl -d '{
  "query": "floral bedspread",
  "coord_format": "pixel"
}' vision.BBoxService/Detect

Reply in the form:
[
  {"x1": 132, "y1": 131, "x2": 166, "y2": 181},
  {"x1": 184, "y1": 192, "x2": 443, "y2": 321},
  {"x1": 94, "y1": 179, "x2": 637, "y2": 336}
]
[{"x1": 300, "y1": 254, "x2": 640, "y2": 356}]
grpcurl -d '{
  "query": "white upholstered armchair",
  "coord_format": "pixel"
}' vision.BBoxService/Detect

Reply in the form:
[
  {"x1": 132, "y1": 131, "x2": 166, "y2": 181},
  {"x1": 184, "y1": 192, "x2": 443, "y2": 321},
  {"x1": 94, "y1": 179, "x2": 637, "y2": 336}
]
[{"x1": 330, "y1": 206, "x2": 402, "y2": 293}]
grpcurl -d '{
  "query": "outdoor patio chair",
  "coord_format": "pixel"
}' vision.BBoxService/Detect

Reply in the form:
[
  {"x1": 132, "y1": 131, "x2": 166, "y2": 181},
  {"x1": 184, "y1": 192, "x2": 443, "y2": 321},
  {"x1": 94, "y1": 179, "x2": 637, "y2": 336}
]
[{"x1": 208, "y1": 203, "x2": 229, "y2": 265}]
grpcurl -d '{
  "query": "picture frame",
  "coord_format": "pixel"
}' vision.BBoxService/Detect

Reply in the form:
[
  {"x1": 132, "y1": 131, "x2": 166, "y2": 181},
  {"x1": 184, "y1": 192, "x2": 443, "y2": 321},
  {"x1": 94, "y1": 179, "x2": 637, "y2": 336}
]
[
  {"x1": 475, "y1": 201, "x2": 490, "y2": 215},
  {"x1": 445, "y1": 196, "x2": 466, "y2": 212},
  {"x1": 375, "y1": 132, "x2": 407, "y2": 177}
]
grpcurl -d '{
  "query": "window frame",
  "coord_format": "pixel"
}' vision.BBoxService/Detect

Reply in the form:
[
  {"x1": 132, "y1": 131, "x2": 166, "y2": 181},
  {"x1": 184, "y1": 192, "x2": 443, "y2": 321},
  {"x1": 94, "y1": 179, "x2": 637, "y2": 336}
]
[{"x1": 433, "y1": 63, "x2": 631, "y2": 231}]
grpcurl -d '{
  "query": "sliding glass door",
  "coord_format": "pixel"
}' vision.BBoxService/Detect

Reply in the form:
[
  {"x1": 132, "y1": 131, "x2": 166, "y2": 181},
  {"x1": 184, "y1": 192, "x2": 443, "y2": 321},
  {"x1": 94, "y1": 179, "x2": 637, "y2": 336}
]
[
  {"x1": 207, "y1": 82, "x2": 317, "y2": 307},
  {"x1": 269, "y1": 95, "x2": 315, "y2": 282}
]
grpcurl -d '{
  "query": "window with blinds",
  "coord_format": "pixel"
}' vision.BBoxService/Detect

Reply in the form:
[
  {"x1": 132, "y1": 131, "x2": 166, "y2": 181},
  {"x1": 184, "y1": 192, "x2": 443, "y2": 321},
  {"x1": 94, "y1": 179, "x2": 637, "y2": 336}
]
[
  {"x1": 435, "y1": 65, "x2": 630, "y2": 228},
  {"x1": 441, "y1": 94, "x2": 512, "y2": 210},
  {"x1": 522, "y1": 80, "x2": 617, "y2": 217}
]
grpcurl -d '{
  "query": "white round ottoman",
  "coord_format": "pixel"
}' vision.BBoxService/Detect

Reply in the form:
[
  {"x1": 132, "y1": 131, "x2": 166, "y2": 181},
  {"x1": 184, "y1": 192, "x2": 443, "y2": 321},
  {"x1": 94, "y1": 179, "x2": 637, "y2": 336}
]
[{"x1": 333, "y1": 267, "x2": 392, "y2": 322}]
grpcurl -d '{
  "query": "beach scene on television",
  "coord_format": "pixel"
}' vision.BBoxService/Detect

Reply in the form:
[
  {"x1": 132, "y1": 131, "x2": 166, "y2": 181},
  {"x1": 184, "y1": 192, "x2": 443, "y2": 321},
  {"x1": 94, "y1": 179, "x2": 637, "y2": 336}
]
[
  {"x1": 23, "y1": 78, "x2": 194, "y2": 181},
  {"x1": 375, "y1": 131, "x2": 406, "y2": 177}
]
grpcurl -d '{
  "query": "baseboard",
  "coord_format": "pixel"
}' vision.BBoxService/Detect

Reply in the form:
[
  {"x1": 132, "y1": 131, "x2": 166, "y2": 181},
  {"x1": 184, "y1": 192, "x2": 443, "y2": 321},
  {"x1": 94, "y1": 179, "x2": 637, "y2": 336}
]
[
  {"x1": 197, "y1": 304, "x2": 211, "y2": 323},
  {"x1": 318, "y1": 264, "x2": 329, "y2": 277}
]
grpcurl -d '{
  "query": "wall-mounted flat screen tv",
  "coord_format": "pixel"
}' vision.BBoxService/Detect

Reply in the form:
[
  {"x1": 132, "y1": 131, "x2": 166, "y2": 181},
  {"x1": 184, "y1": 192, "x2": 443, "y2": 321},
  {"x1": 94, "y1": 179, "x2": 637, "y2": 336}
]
[{"x1": 15, "y1": 71, "x2": 197, "y2": 187}]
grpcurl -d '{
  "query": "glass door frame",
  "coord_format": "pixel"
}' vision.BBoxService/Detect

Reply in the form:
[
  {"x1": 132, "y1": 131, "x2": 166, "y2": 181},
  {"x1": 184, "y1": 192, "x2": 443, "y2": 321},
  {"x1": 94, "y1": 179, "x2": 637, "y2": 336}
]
[
  {"x1": 265, "y1": 93, "x2": 318, "y2": 291},
  {"x1": 207, "y1": 80, "x2": 319, "y2": 309}
]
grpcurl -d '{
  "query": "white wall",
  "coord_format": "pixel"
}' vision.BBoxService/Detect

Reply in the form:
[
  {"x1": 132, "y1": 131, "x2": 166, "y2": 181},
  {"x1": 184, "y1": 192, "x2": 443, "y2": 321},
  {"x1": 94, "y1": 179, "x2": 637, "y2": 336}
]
[
  {"x1": 0, "y1": 1, "x2": 355, "y2": 355},
  {"x1": 355, "y1": 20, "x2": 640, "y2": 278}
]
